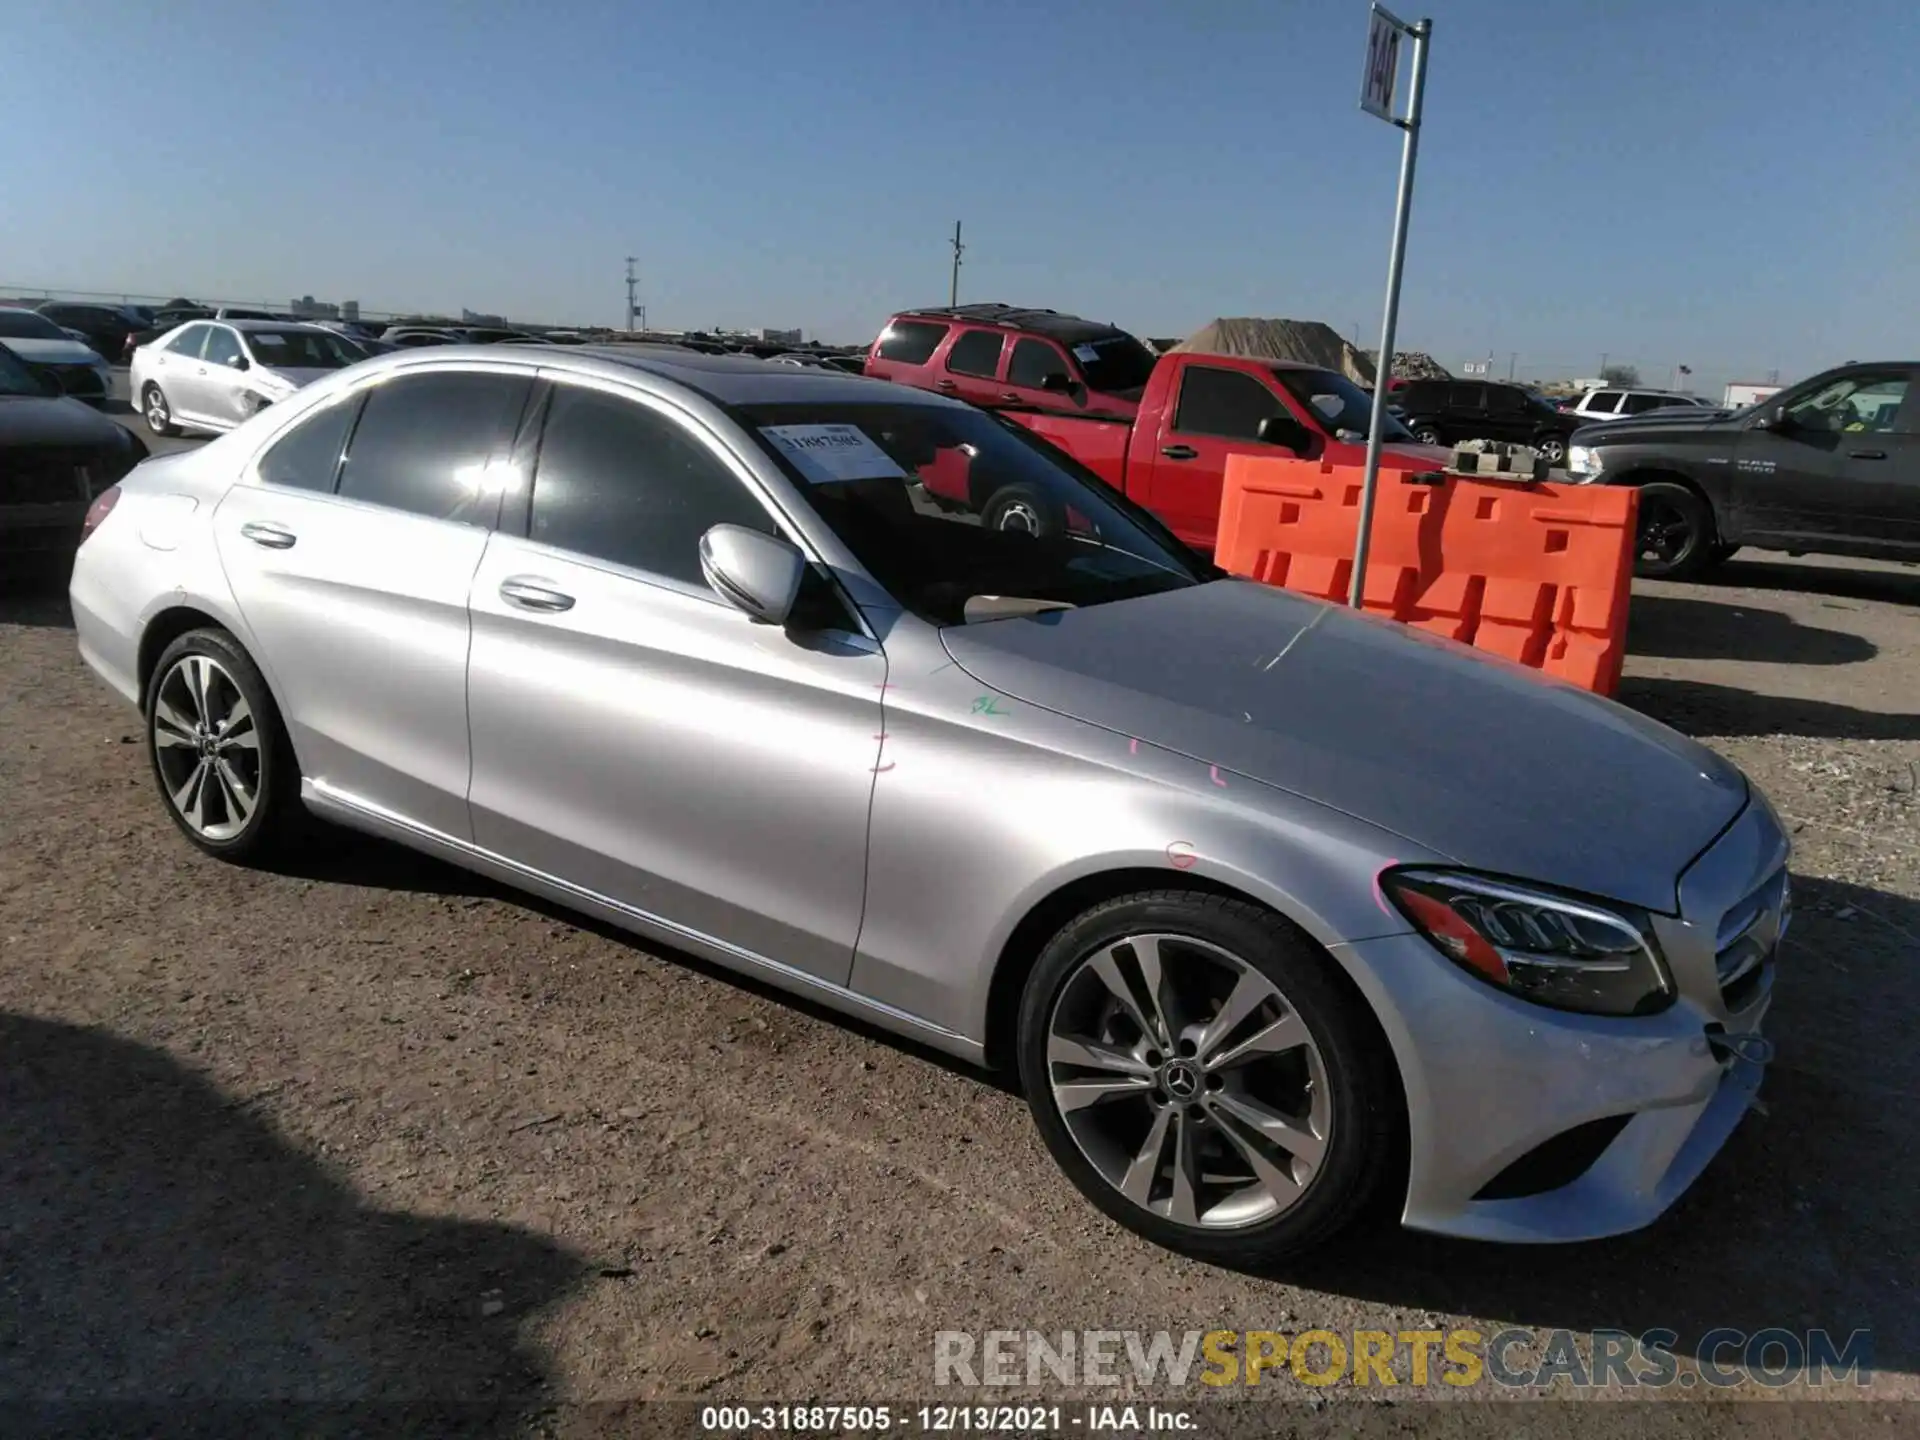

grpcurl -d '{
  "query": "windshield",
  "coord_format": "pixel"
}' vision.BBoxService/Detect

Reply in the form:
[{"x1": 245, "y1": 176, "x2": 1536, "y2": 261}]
[
  {"x1": 740, "y1": 401, "x2": 1210, "y2": 625},
  {"x1": 0, "y1": 309, "x2": 71, "y2": 341},
  {"x1": 0, "y1": 344, "x2": 49, "y2": 395},
  {"x1": 1072, "y1": 335, "x2": 1159, "y2": 396},
  {"x1": 1272, "y1": 368, "x2": 1415, "y2": 443},
  {"x1": 242, "y1": 329, "x2": 363, "y2": 369}
]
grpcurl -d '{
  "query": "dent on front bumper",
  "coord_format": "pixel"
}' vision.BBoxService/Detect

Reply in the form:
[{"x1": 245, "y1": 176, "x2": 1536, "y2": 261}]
[{"x1": 1339, "y1": 798, "x2": 1788, "y2": 1244}]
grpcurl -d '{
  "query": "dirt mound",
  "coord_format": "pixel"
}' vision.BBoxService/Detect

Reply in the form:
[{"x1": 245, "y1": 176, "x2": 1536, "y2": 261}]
[
  {"x1": 1376, "y1": 349, "x2": 1451, "y2": 381},
  {"x1": 1171, "y1": 318, "x2": 1377, "y2": 385}
]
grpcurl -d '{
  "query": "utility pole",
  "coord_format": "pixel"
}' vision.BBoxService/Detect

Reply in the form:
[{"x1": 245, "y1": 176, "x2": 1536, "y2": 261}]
[
  {"x1": 1508, "y1": 351, "x2": 1517, "y2": 382},
  {"x1": 949, "y1": 222, "x2": 965, "y2": 307},
  {"x1": 625, "y1": 256, "x2": 639, "y2": 333},
  {"x1": 1600, "y1": 352, "x2": 1609, "y2": 376}
]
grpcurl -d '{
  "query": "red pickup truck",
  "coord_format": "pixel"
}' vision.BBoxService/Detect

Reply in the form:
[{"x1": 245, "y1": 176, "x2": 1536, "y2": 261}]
[{"x1": 928, "y1": 351, "x2": 1443, "y2": 551}]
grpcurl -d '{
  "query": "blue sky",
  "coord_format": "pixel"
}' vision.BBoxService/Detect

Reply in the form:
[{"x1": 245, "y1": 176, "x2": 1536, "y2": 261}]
[{"x1": 3, "y1": 1, "x2": 1912, "y2": 393}]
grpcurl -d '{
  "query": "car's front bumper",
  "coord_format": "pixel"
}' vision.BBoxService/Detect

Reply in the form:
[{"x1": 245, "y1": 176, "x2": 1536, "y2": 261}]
[{"x1": 1338, "y1": 795, "x2": 1789, "y2": 1243}]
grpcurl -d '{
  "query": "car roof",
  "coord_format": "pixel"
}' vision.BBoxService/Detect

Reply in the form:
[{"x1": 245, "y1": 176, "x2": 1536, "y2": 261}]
[
  {"x1": 367, "y1": 342, "x2": 957, "y2": 410},
  {"x1": 204, "y1": 318, "x2": 335, "y2": 333},
  {"x1": 890, "y1": 303, "x2": 1134, "y2": 346}
]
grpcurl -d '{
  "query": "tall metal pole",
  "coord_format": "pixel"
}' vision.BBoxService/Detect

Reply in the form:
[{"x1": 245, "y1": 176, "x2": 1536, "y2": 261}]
[
  {"x1": 625, "y1": 256, "x2": 638, "y2": 333},
  {"x1": 949, "y1": 222, "x2": 964, "y2": 307},
  {"x1": 1350, "y1": 18, "x2": 1430, "y2": 609}
]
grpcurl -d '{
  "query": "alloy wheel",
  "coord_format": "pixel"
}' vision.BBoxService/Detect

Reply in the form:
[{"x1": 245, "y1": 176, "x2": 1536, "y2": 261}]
[
  {"x1": 1045, "y1": 933, "x2": 1332, "y2": 1230},
  {"x1": 1538, "y1": 437, "x2": 1567, "y2": 463},
  {"x1": 995, "y1": 500, "x2": 1041, "y2": 534},
  {"x1": 151, "y1": 653, "x2": 262, "y2": 841},
  {"x1": 1638, "y1": 499, "x2": 1695, "y2": 564},
  {"x1": 145, "y1": 386, "x2": 171, "y2": 432}
]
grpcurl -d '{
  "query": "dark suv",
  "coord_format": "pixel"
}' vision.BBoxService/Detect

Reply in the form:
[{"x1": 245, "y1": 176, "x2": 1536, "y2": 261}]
[
  {"x1": 35, "y1": 301, "x2": 145, "y2": 362},
  {"x1": 1392, "y1": 379, "x2": 1582, "y2": 464},
  {"x1": 1567, "y1": 361, "x2": 1919, "y2": 578},
  {"x1": 864, "y1": 304, "x2": 1160, "y2": 418}
]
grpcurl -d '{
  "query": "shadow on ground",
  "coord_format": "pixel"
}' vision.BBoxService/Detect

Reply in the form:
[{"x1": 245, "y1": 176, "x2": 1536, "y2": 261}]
[
  {"x1": 1627, "y1": 593, "x2": 1875, "y2": 666},
  {"x1": 1620, "y1": 675, "x2": 1920, "y2": 741},
  {"x1": 1716, "y1": 555, "x2": 1920, "y2": 609},
  {"x1": 0, "y1": 1013, "x2": 584, "y2": 1428},
  {"x1": 1259, "y1": 874, "x2": 1919, "y2": 1377},
  {"x1": 0, "y1": 571, "x2": 76, "y2": 626}
]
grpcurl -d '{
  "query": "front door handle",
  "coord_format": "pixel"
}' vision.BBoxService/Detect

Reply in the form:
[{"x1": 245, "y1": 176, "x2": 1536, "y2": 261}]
[
  {"x1": 934, "y1": 379, "x2": 958, "y2": 391},
  {"x1": 1849, "y1": 449, "x2": 1887, "y2": 460},
  {"x1": 239, "y1": 521, "x2": 296, "y2": 549},
  {"x1": 499, "y1": 576, "x2": 575, "y2": 613},
  {"x1": 1161, "y1": 444, "x2": 1199, "y2": 460}
]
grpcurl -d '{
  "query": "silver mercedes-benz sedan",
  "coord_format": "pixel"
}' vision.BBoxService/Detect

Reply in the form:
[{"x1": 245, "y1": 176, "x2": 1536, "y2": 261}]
[{"x1": 69, "y1": 344, "x2": 1788, "y2": 1264}]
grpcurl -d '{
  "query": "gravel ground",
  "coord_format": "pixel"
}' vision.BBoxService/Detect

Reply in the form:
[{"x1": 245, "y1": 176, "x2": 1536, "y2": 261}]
[{"x1": 3, "y1": 409, "x2": 1917, "y2": 1433}]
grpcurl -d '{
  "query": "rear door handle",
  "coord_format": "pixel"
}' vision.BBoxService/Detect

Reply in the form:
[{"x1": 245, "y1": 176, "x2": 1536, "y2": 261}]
[
  {"x1": 1849, "y1": 449, "x2": 1887, "y2": 460},
  {"x1": 1161, "y1": 445, "x2": 1199, "y2": 460},
  {"x1": 499, "y1": 576, "x2": 575, "y2": 612},
  {"x1": 934, "y1": 379, "x2": 958, "y2": 391},
  {"x1": 238, "y1": 522, "x2": 296, "y2": 549}
]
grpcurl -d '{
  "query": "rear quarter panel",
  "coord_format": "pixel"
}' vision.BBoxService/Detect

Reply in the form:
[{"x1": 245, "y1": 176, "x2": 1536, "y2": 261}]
[{"x1": 1004, "y1": 410, "x2": 1132, "y2": 490}]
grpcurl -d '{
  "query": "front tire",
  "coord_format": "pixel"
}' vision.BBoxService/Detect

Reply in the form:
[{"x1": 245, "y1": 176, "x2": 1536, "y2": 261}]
[
  {"x1": 981, "y1": 482, "x2": 1063, "y2": 538},
  {"x1": 146, "y1": 628, "x2": 303, "y2": 862},
  {"x1": 1633, "y1": 481, "x2": 1722, "y2": 580},
  {"x1": 1412, "y1": 424, "x2": 1443, "y2": 446},
  {"x1": 1017, "y1": 891, "x2": 1401, "y2": 1266},
  {"x1": 142, "y1": 382, "x2": 179, "y2": 437},
  {"x1": 1535, "y1": 434, "x2": 1568, "y2": 464}
]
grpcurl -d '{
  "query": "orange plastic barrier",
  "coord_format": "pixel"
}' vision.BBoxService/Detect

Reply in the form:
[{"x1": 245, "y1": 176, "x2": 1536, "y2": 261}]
[{"x1": 1215, "y1": 457, "x2": 1639, "y2": 695}]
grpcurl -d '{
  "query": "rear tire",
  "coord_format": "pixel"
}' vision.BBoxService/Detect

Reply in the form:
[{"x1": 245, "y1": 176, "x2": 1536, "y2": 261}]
[
  {"x1": 1017, "y1": 890, "x2": 1402, "y2": 1267},
  {"x1": 1413, "y1": 424, "x2": 1443, "y2": 446},
  {"x1": 142, "y1": 382, "x2": 179, "y2": 437},
  {"x1": 1633, "y1": 481, "x2": 1721, "y2": 580},
  {"x1": 981, "y1": 482, "x2": 1064, "y2": 538},
  {"x1": 145, "y1": 628, "x2": 304, "y2": 863}
]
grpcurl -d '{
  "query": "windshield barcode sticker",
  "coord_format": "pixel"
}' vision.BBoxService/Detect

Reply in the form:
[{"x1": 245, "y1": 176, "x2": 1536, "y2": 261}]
[
  {"x1": 1072, "y1": 344, "x2": 1100, "y2": 363},
  {"x1": 759, "y1": 424, "x2": 907, "y2": 484}
]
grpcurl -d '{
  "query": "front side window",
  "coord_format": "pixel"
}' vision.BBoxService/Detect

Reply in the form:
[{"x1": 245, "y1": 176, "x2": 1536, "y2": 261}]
[
  {"x1": 1174, "y1": 366, "x2": 1284, "y2": 440},
  {"x1": 164, "y1": 324, "x2": 210, "y2": 358},
  {"x1": 944, "y1": 329, "x2": 1004, "y2": 378},
  {"x1": 1447, "y1": 383, "x2": 1485, "y2": 409},
  {"x1": 528, "y1": 385, "x2": 778, "y2": 586},
  {"x1": 1007, "y1": 338, "x2": 1071, "y2": 390},
  {"x1": 337, "y1": 370, "x2": 532, "y2": 523},
  {"x1": 875, "y1": 320, "x2": 948, "y2": 365},
  {"x1": 257, "y1": 394, "x2": 362, "y2": 492},
  {"x1": 742, "y1": 401, "x2": 1207, "y2": 626},
  {"x1": 1783, "y1": 373, "x2": 1913, "y2": 435},
  {"x1": 200, "y1": 327, "x2": 243, "y2": 367},
  {"x1": 1274, "y1": 368, "x2": 1411, "y2": 439}
]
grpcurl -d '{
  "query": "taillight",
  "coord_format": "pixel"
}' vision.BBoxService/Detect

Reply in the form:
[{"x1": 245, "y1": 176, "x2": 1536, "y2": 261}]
[{"x1": 80, "y1": 484, "x2": 121, "y2": 545}]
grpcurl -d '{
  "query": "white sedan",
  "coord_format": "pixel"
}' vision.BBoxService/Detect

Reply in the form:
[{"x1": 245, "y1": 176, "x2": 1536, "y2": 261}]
[{"x1": 130, "y1": 319, "x2": 367, "y2": 438}]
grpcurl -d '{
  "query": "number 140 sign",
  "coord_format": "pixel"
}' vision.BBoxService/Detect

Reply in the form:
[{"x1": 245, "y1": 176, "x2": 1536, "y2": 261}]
[{"x1": 1360, "y1": 3, "x2": 1409, "y2": 122}]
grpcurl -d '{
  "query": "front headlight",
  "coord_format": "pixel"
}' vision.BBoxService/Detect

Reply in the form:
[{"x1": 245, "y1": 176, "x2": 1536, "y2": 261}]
[
  {"x1": 1566, "y1": 444, "x2": 1602, "y2": 478},
  {"x1": 1381, "y1": 868, "x2": 1673, "y2": 1016}
]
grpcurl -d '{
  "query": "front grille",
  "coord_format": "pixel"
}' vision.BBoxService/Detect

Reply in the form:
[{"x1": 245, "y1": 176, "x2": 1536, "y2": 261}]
[{"x1": 1715, "y1": 867, "x2": 1788, "y2": 1011}]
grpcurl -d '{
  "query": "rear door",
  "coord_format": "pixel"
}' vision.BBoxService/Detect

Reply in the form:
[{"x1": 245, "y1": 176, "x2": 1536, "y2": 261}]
[
  {"x1": 1482, "y1": 385, "x2": 1532, "y2": 442},
  {"x1": 465, "y1": 375, "x2": 885, "y2": 983},
  {"x1": 865, "y1": 319, "x2": 949, "y2": 385},
  {"x1": 935, "y1": 326, "x2": 1008, "y2": 406},
  {"x1": 1445, "y1": 382, "x2": 1491, "y2": 441},
  {"x1": 1140, "y1": 363, "x2": 1297, "y2": 547},
  {"x1": 214, "y1": 365, "x2": 535, "y2": 839}
]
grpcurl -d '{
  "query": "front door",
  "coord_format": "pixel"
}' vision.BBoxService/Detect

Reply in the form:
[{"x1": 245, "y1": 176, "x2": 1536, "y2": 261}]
[
  {"x1": 214, "y1": 366, "x2": 534, "y2": 838},
  {"x1": 465, "y1": 377, "x2": 884, "y2": 983},
  {"x1": 1141, "y1": 363, "x2": 1297, "y2": 548},
  {"x1": 195, "y1": 325, "x2": 252, "y2": 429},
  {"x1": 1731, "y1": 369, "x2": 1917, "y2": 545}
]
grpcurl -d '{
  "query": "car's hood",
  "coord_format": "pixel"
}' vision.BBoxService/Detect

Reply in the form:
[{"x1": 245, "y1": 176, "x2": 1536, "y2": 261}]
[
  {"x1": 1574, "y1": 413, "x2": 1741, "y2": 444},
  {"x1": 940, "y1": 580, "x2": 1747, "y2": 913},
  {"x1": 0, "y1": 393, "x2": 128, "y2": 448},
  {"x1": 3, "y1": 337, "x2": 103, "y2": 365}
]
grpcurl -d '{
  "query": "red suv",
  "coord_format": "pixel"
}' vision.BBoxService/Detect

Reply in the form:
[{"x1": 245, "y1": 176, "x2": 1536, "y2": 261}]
[{"x1": 863, "y1": 304, "x2": 1159, "y2": 419}]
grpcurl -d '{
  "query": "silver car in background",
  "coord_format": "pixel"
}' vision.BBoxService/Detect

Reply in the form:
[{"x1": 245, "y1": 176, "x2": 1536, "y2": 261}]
[
  {"x1": 69, "y1": 346, "x2": 1788, "y2": 1265},
  {"x1": 129, "y1": 319, "x2": 365, "y2": 438}
]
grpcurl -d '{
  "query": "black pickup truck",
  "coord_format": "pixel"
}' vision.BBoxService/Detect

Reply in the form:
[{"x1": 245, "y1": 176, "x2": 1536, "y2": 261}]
[{"x1": 1565, "y1": 361, "x2": 1919, "y2": 578}]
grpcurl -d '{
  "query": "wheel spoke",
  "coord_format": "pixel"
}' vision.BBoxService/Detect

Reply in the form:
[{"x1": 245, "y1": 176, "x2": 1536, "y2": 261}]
[
  {"x1": 1168, "y1": 1110, "x2": 1202, "y2": 1226},
  {"x1": 214, "y1": 758, "x2": 256, "y2": 823},
  {"x1": 219, "y1": 695, "x2": 253, "y2": 738},
  {"x1": 1086, "y1": 947, "x2": 1162, "y2": 1047},
  {"x1": 1208, "y1": 1011, "x2": 1312, "y2": 1070},
  {"x1": 1054, "y1": 1076, "x2": 1153, "y2": 1112},
  {"x1": 1127, "y1": 936, "x2": 1188, "y2": 1046},
  {"x1": 1119, "y1": 1104, "x2": 1173, "y2": 1207},
  {"x1": 1211, "y1": 1090, "x2": 1326, "y2": 1173},
  {"x1": 184, "y1": 657, "x2": 213, "y2": 725},
  {"x1": 218, "y1": 721, "x2": 259, "y2": 753},
  {"x1": 1048, "y1": 1033, "x2": 1152, "y2": 1078},
  {"x1": 1196, "y1": 970, "x2": 1274, "y2": 1064},
  {"x1": 171, "y1": 760, "x2": 209, "y2": 831},
  {"x1": 153, "y1": 700, "x2": 198, "y2": 748}
]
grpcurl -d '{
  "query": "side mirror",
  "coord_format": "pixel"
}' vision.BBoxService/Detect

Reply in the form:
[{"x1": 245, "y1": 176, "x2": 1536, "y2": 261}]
[
  {"x1": 700, "y1": 524, "x2": 806, "y2": 625},
  {"x1": 1256, "y1": 415, "x2": 1312, "y2": 453},
  {"x1": 228, "y1": 354, "x2": 250, "y2": 371},
  {"x1": 1039, "y1": 372, "x2": 1074, "y2": 394},
  {"x1": 1752, "y1": 404, "x2": 1788, "y2": 432}
]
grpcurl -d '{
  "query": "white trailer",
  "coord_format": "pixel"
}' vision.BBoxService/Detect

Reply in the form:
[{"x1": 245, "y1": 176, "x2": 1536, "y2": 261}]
[{"x1": 1724, "y1": 381, "x2": 1782, "y2": 409}]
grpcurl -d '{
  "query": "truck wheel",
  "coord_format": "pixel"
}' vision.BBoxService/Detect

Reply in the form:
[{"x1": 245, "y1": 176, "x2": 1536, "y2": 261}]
[
  {"x1": 1634, "y1": 482, "x2": 1722, "y2": 580},
  {"x1": 1536, "y1": 435, "x2": 1568, "y2": 464},
  {"x1": 982, "y1": 483, "x2": 1063, "y2": 538},
  {"x1": 1412, "y1": 424, "x2": 1442, "y2": 445}
]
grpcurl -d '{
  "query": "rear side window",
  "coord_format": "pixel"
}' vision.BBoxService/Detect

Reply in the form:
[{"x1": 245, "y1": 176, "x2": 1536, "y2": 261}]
[
  {"x1": 1585, "y1": 391, "x2": 1621, "y2": 413},
  {"x1": 1622, "y1": 393, "x2": 1674, "y2": 414},
  {"x1": 257, "y1": 394, "x2": 362, "y2": 492},
  {"x1": 1487, "y1": 386, "x2": 1524, "y2": 413},
  {"x1": 1007, "y1": 338, "x2": 1070, "y2": 389},
  {"x1": 944, "y1": 329, "x2": 1003, "y2": 378},
  {"x1": 337, "y1": 370, "x2": 532, "y2": 524},
  {"x1": 875, "y1": 321, "x2": 947, "y2": 366},
  {"x1": 528, "y1": 384, "x2": 778, "y2": 587},
  {"x1": 165, "y1": 324, "x2": 209, "y2": 358},
  {"x1": 1172, "y1": 366, "x2": 1283, "y2": 440},
  {"x1": 1447, "y1": 383, "x2": 1485, "y2": 409}
]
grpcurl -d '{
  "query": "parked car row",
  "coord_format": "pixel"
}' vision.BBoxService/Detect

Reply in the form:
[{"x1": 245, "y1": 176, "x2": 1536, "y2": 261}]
[
  {"x1": 0, "y1": 341, "x2": 147, "y2": 561},
  {"x1": 67, "y1": 342, "x2": 1788, "y2": 1267}
]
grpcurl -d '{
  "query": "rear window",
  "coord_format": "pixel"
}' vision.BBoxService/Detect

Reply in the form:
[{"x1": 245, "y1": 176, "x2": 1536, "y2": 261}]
[
  {"x1": 1072, "y1": 335, "x2": 1159, "y2": 396},
  {"x1": 1585, "y1": 391, "x2": 1621, "y2": 413},
  {"x1": 875, "y1": 320, "x2": 948, "y2": 366}
]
